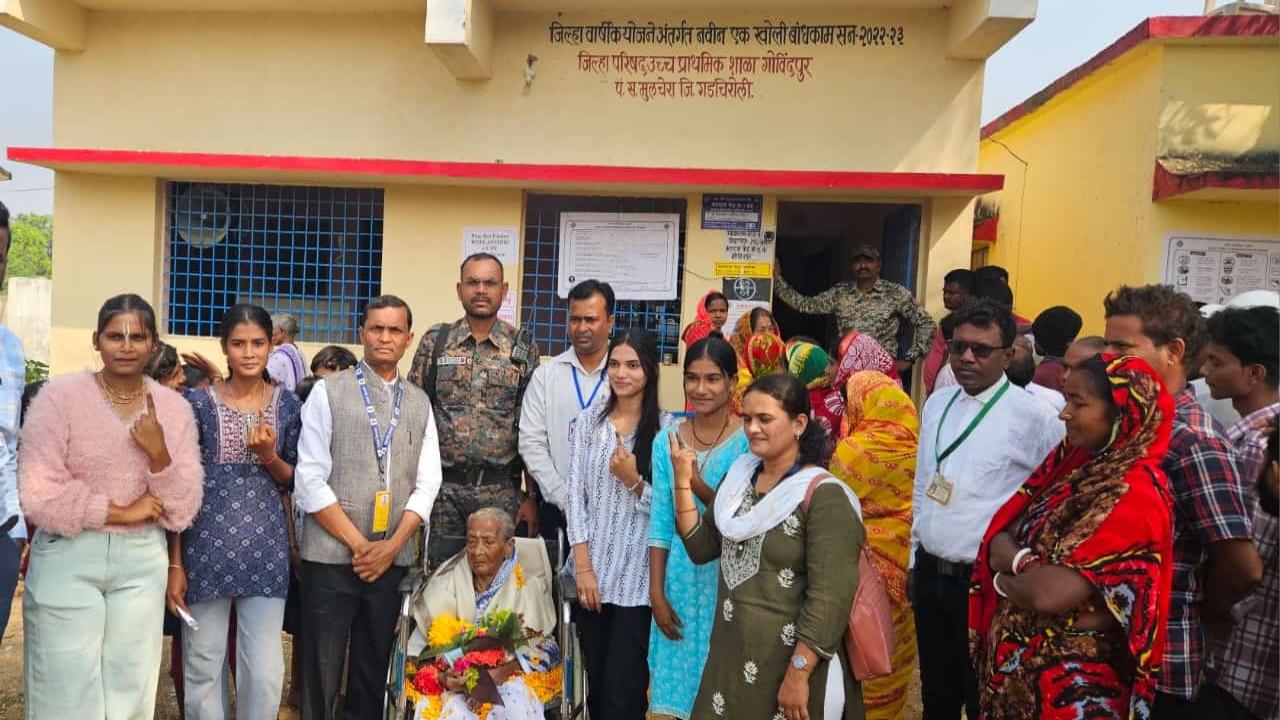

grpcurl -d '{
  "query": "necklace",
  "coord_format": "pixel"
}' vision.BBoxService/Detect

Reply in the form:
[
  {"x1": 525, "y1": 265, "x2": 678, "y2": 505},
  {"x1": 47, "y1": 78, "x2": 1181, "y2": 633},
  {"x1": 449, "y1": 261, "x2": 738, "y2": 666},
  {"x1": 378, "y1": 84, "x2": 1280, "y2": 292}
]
[
  {"x1": 97, "y1": 373, "x2": 145, "y2": 406},
  {"x1": 690, "y1": 410, "x2": 730, "y2": 448},
  {"x1": 223, "y1": 379, "x2": 268, "y2": 414}
]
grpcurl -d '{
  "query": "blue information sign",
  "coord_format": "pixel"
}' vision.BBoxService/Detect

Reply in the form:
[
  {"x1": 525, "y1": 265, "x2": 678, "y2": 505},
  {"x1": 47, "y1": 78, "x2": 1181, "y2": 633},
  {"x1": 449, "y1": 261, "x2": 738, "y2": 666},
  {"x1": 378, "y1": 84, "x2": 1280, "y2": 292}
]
[{"x1": 701, "y1": 194, "x2": 763, "y2": 231}]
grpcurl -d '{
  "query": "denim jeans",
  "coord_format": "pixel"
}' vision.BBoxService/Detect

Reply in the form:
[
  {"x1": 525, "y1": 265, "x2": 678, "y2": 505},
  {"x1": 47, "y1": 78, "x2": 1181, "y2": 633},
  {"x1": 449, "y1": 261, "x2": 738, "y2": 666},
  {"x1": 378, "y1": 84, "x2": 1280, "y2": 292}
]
[
  {"x1": 183, "y1": 595, "x2": 287, "y2": 720},
  {"x1": 23, "y1": 527, "x2": 168, "y2": 720}
]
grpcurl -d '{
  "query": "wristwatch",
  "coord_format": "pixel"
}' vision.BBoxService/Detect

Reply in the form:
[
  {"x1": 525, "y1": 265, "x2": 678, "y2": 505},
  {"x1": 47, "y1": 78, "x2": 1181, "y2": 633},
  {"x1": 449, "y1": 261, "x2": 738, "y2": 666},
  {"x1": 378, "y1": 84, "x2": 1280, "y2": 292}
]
[{"x1": 791, "y1": 655, "x2": 808, "y2": 671}]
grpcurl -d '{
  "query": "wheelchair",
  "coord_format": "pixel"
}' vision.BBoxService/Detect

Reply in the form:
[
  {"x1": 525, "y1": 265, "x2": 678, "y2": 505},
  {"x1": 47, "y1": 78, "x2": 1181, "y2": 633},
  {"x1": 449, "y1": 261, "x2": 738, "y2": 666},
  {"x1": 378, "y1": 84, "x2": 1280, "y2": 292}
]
[{"x1": 383, "y1": 532, "x2": 584, "y2": 720}]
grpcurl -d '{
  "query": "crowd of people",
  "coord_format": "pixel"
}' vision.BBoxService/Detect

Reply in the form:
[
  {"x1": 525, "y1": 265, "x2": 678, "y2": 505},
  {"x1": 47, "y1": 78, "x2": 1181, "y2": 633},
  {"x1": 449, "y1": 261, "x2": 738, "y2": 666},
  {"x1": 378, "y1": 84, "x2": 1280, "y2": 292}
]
[{"x1": 0, "y1": 195, "x2": 1276, "y2": 720}]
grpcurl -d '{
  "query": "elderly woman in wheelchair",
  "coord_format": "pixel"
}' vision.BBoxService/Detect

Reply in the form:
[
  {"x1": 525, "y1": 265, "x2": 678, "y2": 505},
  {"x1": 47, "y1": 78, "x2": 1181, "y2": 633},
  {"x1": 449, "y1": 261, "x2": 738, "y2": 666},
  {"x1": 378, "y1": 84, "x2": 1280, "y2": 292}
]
[{"x1": 403, "y1": 508, "x2": 563, "y2": 720}]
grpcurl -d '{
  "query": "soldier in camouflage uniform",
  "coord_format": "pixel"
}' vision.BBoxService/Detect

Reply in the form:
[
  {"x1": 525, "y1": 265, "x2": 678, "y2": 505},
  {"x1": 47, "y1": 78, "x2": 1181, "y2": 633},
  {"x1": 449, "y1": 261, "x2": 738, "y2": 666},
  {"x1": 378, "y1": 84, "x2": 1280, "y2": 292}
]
[
  {"x1": 774, "y1": 242, "x2": 936, "y2": 373},
  {"x1": 407, "y1": 253, "x2": 539, "y2": 565}
]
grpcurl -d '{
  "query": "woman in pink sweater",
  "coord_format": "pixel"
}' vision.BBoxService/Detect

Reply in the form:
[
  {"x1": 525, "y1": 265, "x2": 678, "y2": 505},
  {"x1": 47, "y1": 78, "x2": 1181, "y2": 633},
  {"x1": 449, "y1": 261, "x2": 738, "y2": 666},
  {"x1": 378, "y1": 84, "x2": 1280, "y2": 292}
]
[{"x1": 19, "y1": 293, "x2": 204, "y2": 719}]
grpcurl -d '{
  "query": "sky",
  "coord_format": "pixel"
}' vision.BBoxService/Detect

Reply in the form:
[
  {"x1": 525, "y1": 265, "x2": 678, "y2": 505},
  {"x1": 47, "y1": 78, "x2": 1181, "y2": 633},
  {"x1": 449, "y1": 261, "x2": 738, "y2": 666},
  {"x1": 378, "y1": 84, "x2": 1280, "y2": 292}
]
[{"x1": 0, "y1": 0, "x2": 1207, "y2": 217}]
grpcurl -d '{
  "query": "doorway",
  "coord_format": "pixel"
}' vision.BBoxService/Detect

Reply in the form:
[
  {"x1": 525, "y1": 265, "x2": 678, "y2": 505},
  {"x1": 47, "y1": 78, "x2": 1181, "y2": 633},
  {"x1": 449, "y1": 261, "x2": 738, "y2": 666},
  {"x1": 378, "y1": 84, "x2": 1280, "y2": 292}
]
[{"x1": 772, "y1": 201, "x2": 922, "y2": 353}]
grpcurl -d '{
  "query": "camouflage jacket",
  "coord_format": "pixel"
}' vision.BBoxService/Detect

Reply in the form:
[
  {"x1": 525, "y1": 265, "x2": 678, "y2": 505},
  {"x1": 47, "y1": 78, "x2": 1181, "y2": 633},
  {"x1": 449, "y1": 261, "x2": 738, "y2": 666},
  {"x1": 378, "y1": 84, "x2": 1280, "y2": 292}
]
[
  {"x1": 773, "y1": 275, "x2": 936, "y2": 360},
  {"x1": 406, "y1": 317, "x2": 540, "y2": 468}
]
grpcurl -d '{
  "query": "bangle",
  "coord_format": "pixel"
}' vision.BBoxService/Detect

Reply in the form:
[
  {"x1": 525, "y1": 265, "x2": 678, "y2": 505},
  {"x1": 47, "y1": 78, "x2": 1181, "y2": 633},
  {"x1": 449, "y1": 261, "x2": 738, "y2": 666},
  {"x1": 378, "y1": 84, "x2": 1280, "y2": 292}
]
[
  {"x1": 575, "y1": 567, "x2": 595, "y2": 576},
  {"x1": 1013, "y1": 549, "x2": 1042, "y2": 575},
  {"x1": 993, "y1": 572, "x2": 1008, "y2": 598},
  {"x1": 675, "y1": 485, "x2": 692, "y2": 491},
  {"x1": 626, "y1": 477, "x2": 642, "y2": 493},
  {"x1": 1011, "y1": 548, "x2": 1033, "y2": 575},
  {"x1": 168, "y1": 564, "x2": 185, "y2": 573}
]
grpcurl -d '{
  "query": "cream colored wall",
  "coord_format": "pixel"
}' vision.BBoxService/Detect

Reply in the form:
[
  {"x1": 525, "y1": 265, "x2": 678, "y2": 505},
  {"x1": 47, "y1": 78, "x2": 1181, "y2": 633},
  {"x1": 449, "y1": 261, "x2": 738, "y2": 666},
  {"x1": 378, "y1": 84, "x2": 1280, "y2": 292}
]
[
  {"x1": 979, "y1": 46, "x2": 1166, "y2": 333},
  {"x1": 1158, "y1": 43, "x2": 1280, "y2": 161},
  {"x1": 55, "y1": 8, "x2": 983, "y2": 174}
]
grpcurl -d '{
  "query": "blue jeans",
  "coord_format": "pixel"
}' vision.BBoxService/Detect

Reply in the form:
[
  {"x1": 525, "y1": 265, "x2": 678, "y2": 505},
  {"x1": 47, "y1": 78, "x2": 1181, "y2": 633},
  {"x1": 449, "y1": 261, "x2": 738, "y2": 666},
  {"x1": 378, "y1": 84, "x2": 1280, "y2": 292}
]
[{"x1": 183, "y1": 596, "x2": 287, "y2": 720}]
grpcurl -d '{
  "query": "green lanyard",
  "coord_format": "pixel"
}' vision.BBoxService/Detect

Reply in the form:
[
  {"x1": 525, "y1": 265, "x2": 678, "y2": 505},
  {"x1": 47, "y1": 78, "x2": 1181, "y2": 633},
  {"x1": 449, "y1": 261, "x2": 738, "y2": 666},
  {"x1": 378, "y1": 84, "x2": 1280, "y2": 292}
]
[{"x1": 934, "y1": 379, "x2": 1012, "y2": 468}]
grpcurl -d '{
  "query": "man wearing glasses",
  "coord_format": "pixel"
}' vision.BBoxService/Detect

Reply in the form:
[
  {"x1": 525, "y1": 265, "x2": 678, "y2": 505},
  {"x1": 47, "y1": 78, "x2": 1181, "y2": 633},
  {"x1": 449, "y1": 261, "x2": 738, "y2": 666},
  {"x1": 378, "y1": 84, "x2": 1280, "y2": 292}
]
[
  {"x1": 408, "y1": 253, "x2": 540, "y2": 565},
  {"x1": 909, "y1": 298, "x2": 1064, "y2": 719}
]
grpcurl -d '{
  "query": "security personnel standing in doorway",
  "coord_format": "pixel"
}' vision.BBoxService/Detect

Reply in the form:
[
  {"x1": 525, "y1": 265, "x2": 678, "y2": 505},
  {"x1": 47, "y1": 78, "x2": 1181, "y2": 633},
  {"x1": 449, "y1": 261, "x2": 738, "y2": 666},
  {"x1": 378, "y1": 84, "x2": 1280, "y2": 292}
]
[
  {"x1": 775, "y1": 242, "x2": 936, "y2": 374},
  {"x1": 408, "y1": 252, "x2": 540, "y2": 565}
]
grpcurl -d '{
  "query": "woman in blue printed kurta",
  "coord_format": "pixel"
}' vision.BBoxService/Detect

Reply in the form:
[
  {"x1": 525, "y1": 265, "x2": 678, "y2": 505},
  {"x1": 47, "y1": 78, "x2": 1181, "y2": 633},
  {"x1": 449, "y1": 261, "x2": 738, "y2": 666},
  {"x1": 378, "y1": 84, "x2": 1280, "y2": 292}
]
[
  {"x1": 169, "y1": 305, "x2": 302, "y2": 720},
  {"x1": 648, "y1": 337, "x2": 750, "y2": 719}
]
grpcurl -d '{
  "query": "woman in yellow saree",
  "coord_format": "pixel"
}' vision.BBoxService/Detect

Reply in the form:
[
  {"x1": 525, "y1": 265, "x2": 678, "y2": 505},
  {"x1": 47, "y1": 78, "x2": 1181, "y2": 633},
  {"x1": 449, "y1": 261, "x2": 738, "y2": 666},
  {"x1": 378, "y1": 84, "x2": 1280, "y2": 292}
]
[{"x1": 828, "y1": 370, "x2": 919, "y2": 720}]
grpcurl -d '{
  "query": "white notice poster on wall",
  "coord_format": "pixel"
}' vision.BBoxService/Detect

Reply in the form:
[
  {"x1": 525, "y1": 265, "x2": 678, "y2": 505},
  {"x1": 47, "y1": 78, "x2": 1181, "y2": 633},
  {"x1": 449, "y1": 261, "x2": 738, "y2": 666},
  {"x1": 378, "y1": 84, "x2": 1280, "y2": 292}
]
[
  {"x1": 1161, "y1": 234, "x2": 1280, "y2": 305},
  {"x1": 463, "y1": 226, "x2": 520, "y2": 324},
  {"x1": 557, "y1": 213, "x2": 680, "y2": 300}
]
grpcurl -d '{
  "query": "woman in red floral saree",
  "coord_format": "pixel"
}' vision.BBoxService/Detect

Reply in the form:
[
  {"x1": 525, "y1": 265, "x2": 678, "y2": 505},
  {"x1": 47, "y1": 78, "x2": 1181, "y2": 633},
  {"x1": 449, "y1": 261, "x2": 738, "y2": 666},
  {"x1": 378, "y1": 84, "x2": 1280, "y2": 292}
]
[{"x1": 970, "y1": 354, "x2": 1175, "y2": 720}]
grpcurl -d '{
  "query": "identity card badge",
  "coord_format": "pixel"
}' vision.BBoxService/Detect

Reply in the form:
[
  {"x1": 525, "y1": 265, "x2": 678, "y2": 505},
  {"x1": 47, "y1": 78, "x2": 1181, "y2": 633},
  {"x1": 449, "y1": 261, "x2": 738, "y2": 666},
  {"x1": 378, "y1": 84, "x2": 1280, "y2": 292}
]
[
  {"x1": 925, "y1": 473, "x2": 954, "y2": 506},
  {"x1": 372, "y1": 490, "x2": 392, "y2": 534}
]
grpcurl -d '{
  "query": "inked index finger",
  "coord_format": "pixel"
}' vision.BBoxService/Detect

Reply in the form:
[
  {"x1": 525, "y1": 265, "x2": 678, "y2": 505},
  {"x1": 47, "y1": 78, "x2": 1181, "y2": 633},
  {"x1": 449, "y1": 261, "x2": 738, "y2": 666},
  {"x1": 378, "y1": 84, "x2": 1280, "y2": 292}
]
[{"x1": 145, "y1": 393, "x2": 157, "y2": 416}]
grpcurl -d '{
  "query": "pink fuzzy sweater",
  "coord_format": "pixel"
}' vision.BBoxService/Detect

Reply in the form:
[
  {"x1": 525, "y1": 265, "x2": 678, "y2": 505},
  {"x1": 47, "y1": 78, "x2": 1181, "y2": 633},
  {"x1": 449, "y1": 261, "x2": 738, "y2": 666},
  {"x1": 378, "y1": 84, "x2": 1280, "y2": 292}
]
[{"x1": 19, "y1": 372, "x2": 204, "y2": 537}]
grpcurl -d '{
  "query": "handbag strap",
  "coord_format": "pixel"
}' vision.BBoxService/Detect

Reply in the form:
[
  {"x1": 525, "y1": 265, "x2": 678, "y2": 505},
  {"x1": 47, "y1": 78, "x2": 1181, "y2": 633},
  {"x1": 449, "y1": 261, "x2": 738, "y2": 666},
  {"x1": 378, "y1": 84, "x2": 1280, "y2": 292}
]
[{"x1": 802, "y1": 471, "x2": 833, "y2": 513}]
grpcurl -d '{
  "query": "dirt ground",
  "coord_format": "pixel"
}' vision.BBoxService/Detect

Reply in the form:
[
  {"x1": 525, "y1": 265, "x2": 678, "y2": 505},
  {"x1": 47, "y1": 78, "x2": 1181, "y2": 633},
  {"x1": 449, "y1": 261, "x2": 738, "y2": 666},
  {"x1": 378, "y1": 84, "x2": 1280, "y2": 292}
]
[{"x1": 2, "y1": 582, "x2": 922, "y2": 719}]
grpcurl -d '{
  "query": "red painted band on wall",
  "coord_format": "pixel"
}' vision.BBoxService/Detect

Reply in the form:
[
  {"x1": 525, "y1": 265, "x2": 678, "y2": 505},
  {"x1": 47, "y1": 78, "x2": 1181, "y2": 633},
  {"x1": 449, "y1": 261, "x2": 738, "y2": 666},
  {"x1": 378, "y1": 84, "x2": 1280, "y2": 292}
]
[{"x1": 7, "y1": 146, "x2": 1004, "y2": 193}]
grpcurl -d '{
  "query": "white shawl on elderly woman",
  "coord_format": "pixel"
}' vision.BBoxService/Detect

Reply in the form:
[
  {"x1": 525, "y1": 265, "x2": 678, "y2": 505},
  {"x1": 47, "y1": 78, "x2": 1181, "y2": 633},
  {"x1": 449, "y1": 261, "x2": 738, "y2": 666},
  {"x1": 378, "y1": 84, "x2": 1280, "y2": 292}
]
[{"x1": 412, "y1": 537, "x2": 557, "y2": 637}]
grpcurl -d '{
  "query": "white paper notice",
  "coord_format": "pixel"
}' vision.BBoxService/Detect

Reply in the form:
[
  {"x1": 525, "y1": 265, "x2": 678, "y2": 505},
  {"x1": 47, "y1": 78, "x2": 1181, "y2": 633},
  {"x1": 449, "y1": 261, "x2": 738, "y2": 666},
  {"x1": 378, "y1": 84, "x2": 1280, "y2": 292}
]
[
  {"x1": 463, "y1": 227, "x2": 520, "y2": 324},
  {"x1": 557, "y1": 213, "x2": 680, "y2": 300},
  {"x1": 1162, "y1": 234, "x2": 1280, "y2": 305},
  {"x1": 724, "y1": 230, "x2": 776, "y2": 263}
]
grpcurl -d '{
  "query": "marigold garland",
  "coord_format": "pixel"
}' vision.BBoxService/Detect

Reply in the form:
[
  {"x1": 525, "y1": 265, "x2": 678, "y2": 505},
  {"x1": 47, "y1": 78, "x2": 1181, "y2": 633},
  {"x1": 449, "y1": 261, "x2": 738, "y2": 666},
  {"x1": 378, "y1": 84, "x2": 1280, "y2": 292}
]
[{"x1": 427, "y1": 615, "x2": 474, "y2": 648}]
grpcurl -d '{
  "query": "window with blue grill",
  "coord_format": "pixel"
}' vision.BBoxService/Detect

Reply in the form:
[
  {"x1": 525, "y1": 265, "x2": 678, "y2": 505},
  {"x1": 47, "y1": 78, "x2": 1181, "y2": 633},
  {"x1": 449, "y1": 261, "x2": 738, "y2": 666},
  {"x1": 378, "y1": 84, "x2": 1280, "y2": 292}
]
[
  {"x1": 521, "y1": 194, "x2": 688, "y2": 363},
  {"x1": 165, "y1": 182, "x2": 384, "y2": 344}
]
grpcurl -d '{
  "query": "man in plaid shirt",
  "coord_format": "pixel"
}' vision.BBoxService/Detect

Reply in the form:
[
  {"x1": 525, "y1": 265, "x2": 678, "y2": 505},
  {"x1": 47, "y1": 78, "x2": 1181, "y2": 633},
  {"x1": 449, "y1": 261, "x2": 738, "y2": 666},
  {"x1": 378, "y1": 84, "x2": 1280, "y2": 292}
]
[
  {"x1": 1104, "y1": 285, "x2": 1262, "y2": 719},
  {"x1": 1198, "y1": 304, "x2": 1279, "y2": 719}
]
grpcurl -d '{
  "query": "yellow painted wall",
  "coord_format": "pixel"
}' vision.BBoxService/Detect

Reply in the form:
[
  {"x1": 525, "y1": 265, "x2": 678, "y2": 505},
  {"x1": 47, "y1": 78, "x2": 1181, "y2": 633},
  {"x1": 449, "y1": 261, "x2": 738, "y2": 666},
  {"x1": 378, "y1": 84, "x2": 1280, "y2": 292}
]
[
  {"x1": 979, "y1": 46, "x2": 1167, "y2": 333},
  {"x1": 45, "y1": 5, "x2": 991, "y2": 409},
  {"x1": 1146, "y1": 200, "x2": 1280, "y2": 284},
  {"x1": 1158, "y1": 43, "x2": 1280, "y2": 162},
  {"x1": 981, "y1": 40, "x2": 1280, "y2": 334},
  {"x1": 55, "y1": 9, "x2": 982, "y2": 174}
]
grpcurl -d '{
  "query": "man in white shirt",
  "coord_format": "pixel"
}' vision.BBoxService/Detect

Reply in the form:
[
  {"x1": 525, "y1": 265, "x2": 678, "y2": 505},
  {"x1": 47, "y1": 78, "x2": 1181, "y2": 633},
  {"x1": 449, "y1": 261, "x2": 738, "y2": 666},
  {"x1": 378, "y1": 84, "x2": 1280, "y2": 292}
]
[
  {"x1": 0, "y1": 201, "x2": 26, "y2": 645},
  {"x1": 911, "y1": 299, "x2": 1064, "y2": 720},
  {"x1": 518, "y1": 279, "x2": 614, "y2": 540},
  {"x1": 293, "y1": 295, "x2": 443, "y2": 720}
]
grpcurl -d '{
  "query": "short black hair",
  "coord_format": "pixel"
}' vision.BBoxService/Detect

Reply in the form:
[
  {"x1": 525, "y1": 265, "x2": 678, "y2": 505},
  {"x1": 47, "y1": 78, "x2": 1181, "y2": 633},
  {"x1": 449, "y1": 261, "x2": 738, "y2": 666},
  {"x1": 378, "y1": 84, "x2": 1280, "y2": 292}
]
[
  {"x1": 974, "y1": 277, "x2": 1014, "y2": 309},
  {"x1": 460, "y1": 252, "x2": 503, "y2": 280},
  {"x1": 951, "y1": 298, "x2": 1016, "y2": 347},
  {"x1": 361, "y1": 294, "x2": 414, "y2": 329},
  {"x1": 568, "y1": 279, "x2": 616, "y2": 317},
  {"x1": 1207, "y1": 306, "x2": 1279, "y2": 387},
  {"x1": 975, "y1": 265, "x2": 1009, "y2": 285},
  {"x1": 939, "y1": 313, "x2": 960, "y2": 342},
  {"x1": 943, "y1": 268, "x2": 975, "y2": 292},
  {"x1": 1032, "y1": 306, "x2": 1084, "y2": 357},
  {"x1": 310, "y1": 345, "x2": 358, "y2": 374},
  {"x1": 1104, "y1": 284, "x2": 1204, "y2": 367},
  {"x1": 0, "y1": 200, "x2": 8, "y2": 231}
]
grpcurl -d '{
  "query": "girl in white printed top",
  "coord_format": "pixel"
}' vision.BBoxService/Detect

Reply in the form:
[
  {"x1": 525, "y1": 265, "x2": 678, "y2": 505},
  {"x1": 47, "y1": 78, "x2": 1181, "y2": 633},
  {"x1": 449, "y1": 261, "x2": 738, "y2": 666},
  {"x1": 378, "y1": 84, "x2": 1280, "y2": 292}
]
[{"x1": 566, "y1": 327, "x2": 673, "y2": 720}]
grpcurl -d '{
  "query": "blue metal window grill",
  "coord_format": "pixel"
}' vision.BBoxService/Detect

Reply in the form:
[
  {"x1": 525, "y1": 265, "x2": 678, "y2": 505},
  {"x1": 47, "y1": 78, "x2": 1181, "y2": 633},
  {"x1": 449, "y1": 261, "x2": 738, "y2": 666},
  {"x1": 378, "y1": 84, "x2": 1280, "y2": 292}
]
[
  {"x1": 521, "y1": 194, "x2": 688, "y2": 363},
  {"x1": 165, "y1": 182, "x2": 384, "y2": 344}
]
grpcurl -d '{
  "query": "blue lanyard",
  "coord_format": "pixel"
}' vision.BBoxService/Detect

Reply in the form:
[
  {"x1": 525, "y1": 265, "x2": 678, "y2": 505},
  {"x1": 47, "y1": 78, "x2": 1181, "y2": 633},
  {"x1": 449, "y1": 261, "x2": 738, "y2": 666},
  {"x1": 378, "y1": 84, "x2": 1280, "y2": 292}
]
[
  {"x1": 572, "y1": 366, "x2": 605, "y2": 411},
  {"x1": 354, "y1": 363, "x2": 405, "y2": 485}
]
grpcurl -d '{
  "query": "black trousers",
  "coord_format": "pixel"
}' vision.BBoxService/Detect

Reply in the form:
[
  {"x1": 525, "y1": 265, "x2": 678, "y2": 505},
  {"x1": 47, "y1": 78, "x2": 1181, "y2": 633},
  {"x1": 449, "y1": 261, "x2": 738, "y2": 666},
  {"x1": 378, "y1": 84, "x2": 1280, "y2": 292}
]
[
  {"x1": 300, "y1": 561, "x2": 407, "y2": 720},
  {"x1": 1187, "y1": 684, "x2": 1262, "y2": 720},
  {"x1": 0, "y1": 533, "x2": 17, "y2": 647},
  {"x1": 913, "y1": 552, "x2": 979, "y2": 720},
  {"x1": 573, "y1": 602, "x2": 651, "y2": 720}
]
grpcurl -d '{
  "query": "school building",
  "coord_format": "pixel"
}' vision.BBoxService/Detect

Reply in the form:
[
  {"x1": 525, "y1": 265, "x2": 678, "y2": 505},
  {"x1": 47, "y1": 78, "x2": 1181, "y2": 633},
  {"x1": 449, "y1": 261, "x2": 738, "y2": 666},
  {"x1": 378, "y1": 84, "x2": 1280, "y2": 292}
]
[
  {"x1": 976, "y1": 12, "x2": 1280, "y2": 333},
  {"x1": 2, "y1": 0, "x2": 1038, "y2": 405}
]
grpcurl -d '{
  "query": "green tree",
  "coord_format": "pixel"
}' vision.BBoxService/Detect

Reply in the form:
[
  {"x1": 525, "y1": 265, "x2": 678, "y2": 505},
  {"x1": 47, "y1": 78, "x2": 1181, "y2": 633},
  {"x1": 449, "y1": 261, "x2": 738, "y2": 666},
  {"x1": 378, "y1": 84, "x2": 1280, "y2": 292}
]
[{"x1": 6, "y1": 213, "x2": 53, "y2": 287}]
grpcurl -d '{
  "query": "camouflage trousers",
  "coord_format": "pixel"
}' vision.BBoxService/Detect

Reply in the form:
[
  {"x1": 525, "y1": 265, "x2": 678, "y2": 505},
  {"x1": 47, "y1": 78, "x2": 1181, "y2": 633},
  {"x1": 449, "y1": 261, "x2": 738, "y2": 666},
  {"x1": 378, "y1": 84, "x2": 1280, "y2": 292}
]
[{"x1": 426, "y1": 480, "x2": 519, "y2": 568}]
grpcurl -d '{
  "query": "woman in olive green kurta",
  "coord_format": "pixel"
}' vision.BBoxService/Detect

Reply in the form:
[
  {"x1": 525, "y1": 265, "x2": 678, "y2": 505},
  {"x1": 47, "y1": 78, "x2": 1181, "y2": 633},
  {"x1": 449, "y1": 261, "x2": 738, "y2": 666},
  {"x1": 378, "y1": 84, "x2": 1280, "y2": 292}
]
[{"x1": 675, "y1": 373, "x2": 866, "y2": 720}]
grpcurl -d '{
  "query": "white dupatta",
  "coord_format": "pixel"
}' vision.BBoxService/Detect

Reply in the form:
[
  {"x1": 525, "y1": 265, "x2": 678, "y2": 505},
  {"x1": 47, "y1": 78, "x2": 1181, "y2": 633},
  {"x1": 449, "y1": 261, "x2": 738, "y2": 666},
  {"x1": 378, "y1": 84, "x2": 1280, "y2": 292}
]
[{"x1": 713, "y1": 454, "x2": 862, "y2": 543}]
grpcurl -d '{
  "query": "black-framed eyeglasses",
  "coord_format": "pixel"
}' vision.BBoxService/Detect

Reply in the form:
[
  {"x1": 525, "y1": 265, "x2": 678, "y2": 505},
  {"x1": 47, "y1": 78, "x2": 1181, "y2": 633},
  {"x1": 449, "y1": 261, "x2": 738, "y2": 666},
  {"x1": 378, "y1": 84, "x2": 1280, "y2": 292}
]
[{"x1": 948, "y1": 340, "x2": 1010, "y2": 359}]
